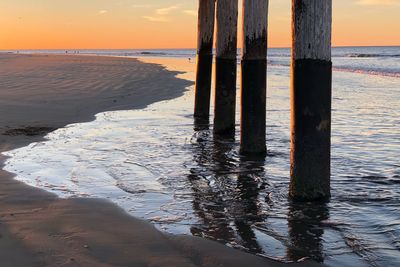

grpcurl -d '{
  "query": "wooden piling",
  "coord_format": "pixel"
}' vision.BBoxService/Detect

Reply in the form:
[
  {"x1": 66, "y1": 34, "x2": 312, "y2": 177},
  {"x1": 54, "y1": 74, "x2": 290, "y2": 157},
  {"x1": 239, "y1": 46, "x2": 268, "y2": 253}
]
[
  {"x1": 240, "y1": 0, "x2": 269, "y2": 155},
  {"x1": 289, "y1": 0, "x2": 332, "y2": 200},
  {"x1": 213, "y1": 0, "x2": 238, "y2": 135},
  {"x1": 194, "y1": 0, "x2": 216, "y2": 119}
]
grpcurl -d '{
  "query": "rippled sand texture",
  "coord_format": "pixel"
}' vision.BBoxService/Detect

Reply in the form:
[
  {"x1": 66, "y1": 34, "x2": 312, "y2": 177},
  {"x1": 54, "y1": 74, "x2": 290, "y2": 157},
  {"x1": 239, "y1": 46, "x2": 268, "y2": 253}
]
[{"x1": 0, "y1": 54, "x2": 192, "y2": 149}]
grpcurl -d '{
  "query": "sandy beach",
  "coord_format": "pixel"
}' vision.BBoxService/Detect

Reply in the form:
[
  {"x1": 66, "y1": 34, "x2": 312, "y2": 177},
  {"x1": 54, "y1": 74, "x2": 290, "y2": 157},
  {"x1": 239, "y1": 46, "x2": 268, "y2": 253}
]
[{"x1": 0, "y1": 54, "x2": 323, "y2": 267}]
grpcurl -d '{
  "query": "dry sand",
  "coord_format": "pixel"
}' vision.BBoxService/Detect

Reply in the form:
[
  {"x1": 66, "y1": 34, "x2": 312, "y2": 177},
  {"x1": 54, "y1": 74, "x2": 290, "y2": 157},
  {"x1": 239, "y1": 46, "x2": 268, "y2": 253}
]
[{"x1": 0, "y1": 54, "x2": 323, "y2": 267}]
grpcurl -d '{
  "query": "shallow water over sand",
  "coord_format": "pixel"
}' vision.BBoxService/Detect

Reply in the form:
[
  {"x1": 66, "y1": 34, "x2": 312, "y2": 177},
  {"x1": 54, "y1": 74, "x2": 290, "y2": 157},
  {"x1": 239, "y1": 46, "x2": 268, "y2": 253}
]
[{"x1": 4, "y1": 57, "x2": 400, "y2": 266}]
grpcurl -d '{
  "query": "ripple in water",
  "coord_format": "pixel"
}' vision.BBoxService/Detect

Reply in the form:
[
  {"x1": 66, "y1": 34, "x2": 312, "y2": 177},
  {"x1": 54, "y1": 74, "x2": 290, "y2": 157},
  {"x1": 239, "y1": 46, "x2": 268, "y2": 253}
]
[{"x1": 3, "y1": 59, "x2": 400, "y2": 267}]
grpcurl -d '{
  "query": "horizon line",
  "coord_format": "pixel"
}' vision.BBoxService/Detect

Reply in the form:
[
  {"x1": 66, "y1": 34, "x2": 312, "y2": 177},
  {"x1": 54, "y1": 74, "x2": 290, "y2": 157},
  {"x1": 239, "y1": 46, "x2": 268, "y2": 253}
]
[{"x1": 1, "y1": 45, "x2": 400, "y2": 51}]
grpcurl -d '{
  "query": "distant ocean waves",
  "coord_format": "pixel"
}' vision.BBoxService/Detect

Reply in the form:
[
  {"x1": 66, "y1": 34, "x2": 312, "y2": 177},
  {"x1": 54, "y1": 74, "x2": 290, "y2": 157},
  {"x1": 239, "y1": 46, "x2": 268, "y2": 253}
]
[
  {"x1": 83, "y1": 47, "x2": 400, "y2": 78},
  {"x1": 268, "y1": 47, "x2": 400, "y2": 78},
  {"x1": 3, "y1": 47, "x2": 400, "y2": 78},
  {"x1": 267, "y1": 60, "x2": 400, "y2": 78},
  {"x1": 333, "y1": 66, "x2": 400, "y2": 78},
  {"x1": 346, "y1": 53, "x2": 400, "y2": 58}
]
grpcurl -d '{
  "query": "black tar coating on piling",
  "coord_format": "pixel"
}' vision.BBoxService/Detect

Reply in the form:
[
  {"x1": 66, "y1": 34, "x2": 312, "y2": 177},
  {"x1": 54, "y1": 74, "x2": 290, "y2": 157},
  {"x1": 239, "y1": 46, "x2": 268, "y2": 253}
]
[
  {"x1": 290, "y1": 58, "x2": 332, "y2": 201},
  {"x1": 194, "y1": 54, "x2": 213, "y2": 119},
  {"x1": 240, "y1": 59, "x2": 267, "y2": 155},
  {"x1": 214, "y1": 58, "x2": 237, "y2": 136}
]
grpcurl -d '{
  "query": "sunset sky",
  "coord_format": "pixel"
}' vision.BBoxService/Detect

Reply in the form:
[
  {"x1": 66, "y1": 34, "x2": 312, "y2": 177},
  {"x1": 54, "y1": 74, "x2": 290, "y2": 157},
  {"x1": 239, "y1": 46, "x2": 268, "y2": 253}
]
[{"x1": 0, "y1": 0, "x2": 399, "y2": 49}]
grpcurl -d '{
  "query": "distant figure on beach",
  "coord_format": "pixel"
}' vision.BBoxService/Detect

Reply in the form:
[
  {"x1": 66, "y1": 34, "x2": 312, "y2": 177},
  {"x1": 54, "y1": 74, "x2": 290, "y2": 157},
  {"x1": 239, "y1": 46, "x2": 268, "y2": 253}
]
[{"x1": 188, "y1": 57, "x2": 191, "y2": 63}]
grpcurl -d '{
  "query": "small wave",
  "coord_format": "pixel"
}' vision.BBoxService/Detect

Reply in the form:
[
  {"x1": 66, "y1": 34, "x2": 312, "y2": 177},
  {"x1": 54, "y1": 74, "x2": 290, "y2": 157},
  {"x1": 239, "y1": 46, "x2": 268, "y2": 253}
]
[
  {"x1": 268, "y1": 60, "x2": 290, "y2": 67},
  {"x1": 149, "y1": 215, "x2": 185, "y2": 224},
  {"x1": 139, "y1": 52, "x2": 168, "y2": 56},
  {"x1": 266, "y1": 61, "x2": 400, "y2": 78},
  {"x1": 333, "y1": 67, "x2": 400, "y2": 78},
  {"x1": 268, "y1": 54, "x2": 290, "y2": 58},
  {"x1": 347, "y1": 53, "x2": 400, "y2": 58},
  {"x1": 361, "y1": 175, "x2": 400, "y2": 185}
]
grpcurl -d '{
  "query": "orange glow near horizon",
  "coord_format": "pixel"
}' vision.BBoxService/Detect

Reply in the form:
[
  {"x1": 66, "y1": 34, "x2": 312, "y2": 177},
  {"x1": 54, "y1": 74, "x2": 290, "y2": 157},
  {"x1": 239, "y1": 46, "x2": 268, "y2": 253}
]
[{"x1": 0, "y1": 0, "x2": 399, "y2": 50}]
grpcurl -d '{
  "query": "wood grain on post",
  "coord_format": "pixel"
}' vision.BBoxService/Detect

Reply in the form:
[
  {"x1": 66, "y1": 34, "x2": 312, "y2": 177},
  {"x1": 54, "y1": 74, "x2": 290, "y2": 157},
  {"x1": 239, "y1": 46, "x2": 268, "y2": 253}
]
[
  {"x1": 240, "y1": 0, "x2": 269, "y2": 155},
  {"x1": 290, "y1": 0, "x2": 332, "y2": 200},
  {"x1": 213, "y1": 0, "x2": 238, "y2": 135},
  {"x1": 194, "y1": 0, "x2": 216, "y2": 120}
]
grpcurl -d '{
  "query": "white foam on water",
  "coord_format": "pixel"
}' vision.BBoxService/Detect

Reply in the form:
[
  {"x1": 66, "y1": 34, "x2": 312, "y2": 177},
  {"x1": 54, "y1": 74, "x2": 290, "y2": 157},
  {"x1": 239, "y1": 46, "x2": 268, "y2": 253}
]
[{"x1": 3, "y1": 104, "x2": 189, "y2": 218}]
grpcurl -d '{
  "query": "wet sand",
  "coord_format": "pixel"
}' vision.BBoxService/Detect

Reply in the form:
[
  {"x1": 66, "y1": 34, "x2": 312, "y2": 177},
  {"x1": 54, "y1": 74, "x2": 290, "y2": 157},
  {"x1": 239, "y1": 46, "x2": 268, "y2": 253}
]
[{"x1": 0, "y1": 54, "x2": 322, "y2": 266}]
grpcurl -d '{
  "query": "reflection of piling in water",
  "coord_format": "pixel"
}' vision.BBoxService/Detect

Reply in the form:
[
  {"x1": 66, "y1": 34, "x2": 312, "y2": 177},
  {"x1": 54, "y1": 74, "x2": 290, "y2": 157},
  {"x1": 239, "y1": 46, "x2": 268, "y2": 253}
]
[
  {"x1": 188, "y1": 133, "x2": 236, "y2": 242},
  {"x1": 240, "y1": 0, "x2": 269, "y2": 155},
  {"x1": 287, "y1": 202, "x2": 329, "y2": 262},
  {"x1": 290, "y1": 0, "x2": 332, "y2": 200},
  {"x1": 194, "y1": 0, "x2": 216, "y2": 120},
  {"x1": 213, "y1": 0, "x2": 238, "y2": 136},
  {"x1": 235, "y1": 156, "x2": 266, "y2": 254},
  {"x1": 189, "y1": 127, "x2": 266, "y2": 252}
]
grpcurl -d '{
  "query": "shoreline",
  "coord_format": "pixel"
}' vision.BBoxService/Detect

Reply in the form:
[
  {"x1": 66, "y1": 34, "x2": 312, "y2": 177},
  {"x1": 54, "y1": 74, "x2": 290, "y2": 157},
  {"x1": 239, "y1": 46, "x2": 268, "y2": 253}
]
[
  {"x1": 0, "y1": 54, "x2": 322, "y2": 266},
  {"x1": 3, "y1": 49, "x2": 399, "y2": 79}
]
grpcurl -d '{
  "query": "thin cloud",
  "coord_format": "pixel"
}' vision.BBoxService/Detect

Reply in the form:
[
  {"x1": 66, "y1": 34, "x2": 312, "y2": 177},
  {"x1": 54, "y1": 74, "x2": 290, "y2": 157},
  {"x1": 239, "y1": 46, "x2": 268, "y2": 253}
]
[
  {"x1": 183, "y1": 10, "x2": 197, "y2": 16},
  {"x1": 356, "y1": 0, "x2": 400, "y2": 6},
  {"x1": 98, "y1": 10, "x2": 108, "y2": 15},
  {"x1": 156, "y1": 5, "x2": 181, "y2": 15},
  {"x1": 142, "y1": 16, "x2": 169, "y2": 22},
  {"x1": 142, "y1": 4, "x2": 182, "y2": 22}
]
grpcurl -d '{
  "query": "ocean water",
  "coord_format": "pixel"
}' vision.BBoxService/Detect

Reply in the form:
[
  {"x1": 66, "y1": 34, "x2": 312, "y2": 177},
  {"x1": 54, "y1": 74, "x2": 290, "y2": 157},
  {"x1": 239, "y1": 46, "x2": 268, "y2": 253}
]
[
  {"x1": 3, "y1": 46, "x2": 400, "y2": 78},
  {"x1": 3, "y1": 47, "x2": 400, "y2": 266}
]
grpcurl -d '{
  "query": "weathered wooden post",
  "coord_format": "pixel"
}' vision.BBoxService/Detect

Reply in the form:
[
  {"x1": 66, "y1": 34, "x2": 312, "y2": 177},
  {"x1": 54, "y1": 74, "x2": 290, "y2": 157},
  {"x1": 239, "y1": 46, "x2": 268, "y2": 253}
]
[
  {"x1": 240, "y1": 0, "x2": 269, "y2": 155},
  {"x1": 213, "y1": 0, "x2": 238, "y2": 135},
  {"x1": 289, "y1": 0, "x2": 332, "y2": 200},
  {"x1": 194, "y1": 0, "x2": 216, "y2": 120}
]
